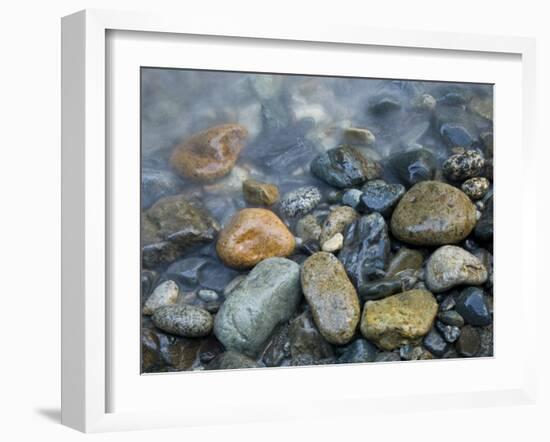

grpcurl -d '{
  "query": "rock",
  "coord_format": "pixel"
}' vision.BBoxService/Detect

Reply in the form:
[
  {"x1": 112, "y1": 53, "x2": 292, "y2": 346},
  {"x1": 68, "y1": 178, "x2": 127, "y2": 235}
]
[
  {"x1": 141, "y1": 168, "x2": 184, "y2": 209},
  {"x1": 197, "y1": 289, "x2": 219, "y2": 303},
  {"x1": 152, "y1": 305, "x2": 213, "y2": 338},
  {"x1": 344, "y1": 127, "x2": 376, "y2": 146},
  {"x1": 300, "y1": 240, "x2": 321, "y2": 256},
  {"x1": 321, "y1": 233, "x2": 344, "y2": 253},
  {"x1": 242, "y1": 179, "x2": 279, "y2": 206},
  {"x1": 370, "y1": 96, "x2": 401, "y2": 115},
  {"x1": 468, "y1": 95, "x2": 493, "y2": 121},
  {"x1": 425, "y1": 246, "x2": 488, "y2": 293},
  {"x1": 475, "y1": 195, "x2": 493, "y2": 241},
  {"x1": 216, "y1": 208, "x2": 295, "y2": 269},
  {"x1": 339, "y1": 213, "x2": 390, "y2": 295},
  {"x1": 342, "y1": 188, "x2": 363, "y2": 209},
  {"x1": 360, "y1": 289, "x2": 438, "y2": 350},
  {"x1": 455, "y1": 287, "x2": 492, "y2": 326},
  {"x1": 374, "y1": 352, "x2": 401, "y2": 362},
  {"x1": 326, "y1": 189, "x2": 344, "y2": 204},
  {"x1": 358, "y1": 269, "x2": 418, "y2": 301},
  {"x1": 141, "y1": 327, "x2": 163, "y2": 372},
  {"x1": 357, "y1": 180, "x2": 405, "y2": 217},
  {"x1": 386, "y1": 248, "x2": 424, "y2": 277},
  {"x1": 422, "y1": 328, "x2": 449, "y2": 356},
  {"x1": 289, "y1": 311, "x2": 334, "y2": 365},
  {"x1": 390, "y1": 181, "x2": 477, "y2": 246},
  {"x1": 456, "y1": 325, "x2": 481, "y2": 357},
  {"x1": 301, "y1": 252, "x2": 361, "y2": 345},
  {"x1": 461, "y1": 177, "x2": 490, "y2": 200},
  {"x1": 143, "y1": 280, "x2": 180, "y2": 315},
  {"x1": 141, "y1": 270, "x2": 159, "y2": 301},
  {"x1": 438, "y1": 310, "x2": 464, "y2": 327},
  {"x1": 261, "y1": 324, "x2": 291, "y2": 367},
  {"x1": 413, "y1": 94, "x2": 437, "y2": 111},
  {"x1": 295, "y1": 214, "x2": 322, "y2": 242},
  {"x1": 206, "y1": 351, "x2": 259, "y2": 370},
  {"x1": 388, "y1": 148, "x2": 436, "y2": 187},
  {"x1": 197, "y1": 336, "x2": 225, "y2": 365},
  {"x1": 170, "y1": 124, "x2": 248, "y2": 181},
  {"x1": 338, "y1": 339, "x2": 378, "y2": 364},
  {"x1": 319, "y1": 206, "x2": 359, "y2": 244},
  {"x1": 310, "y1": 145, "x2": 381, "y2": 188},
  {"x1": 142, "y1": 195, "x2": 219, "y2": 268},
  {"x1": 279, "y1": 186, "x2": 322, "y2": 218},
  {"x1": 439, "y1": 295, "x2": 456, "y2": 312},
  {"x1": 442, "y1": 150, "x2": 485, "y2": 182},
  {"x1": 435, "y1": 320, "x2": 461, "y2": 343},
  {"x1": 478, "y1": 325, "x2": 494, "y2": 357},
  {"x1": 165, "y1": 257, "x2": 207, "y2": 286},
  {"x1": 223, "y1": 274, "x2": 247, "y2": 297},
  {"x1": 214, "y1": 258, "x2": 301, "y2": 356},
  {"x1": 399, "y1": 344, "x2": 429, "y2": 361}
]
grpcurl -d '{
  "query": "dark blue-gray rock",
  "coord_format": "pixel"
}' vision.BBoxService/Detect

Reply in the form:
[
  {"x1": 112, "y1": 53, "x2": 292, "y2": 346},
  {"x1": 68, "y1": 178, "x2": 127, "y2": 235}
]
[
  {"x1": 141, "y1": 168, "x2": 185, "y2": 209},
  {"x1": 357, "y1": 180, "x2": 405, "y2": 216},
  {"x1": 337, "y1": 339, "x2": 378, "y2": 364},
  {"x1": 197, "y1": 289, "x2": 219, "y2": 303},
  {"x1": 206, "y1": 351, "x2": 260, "y2": 370},
  {"x1": 374, "y1": 352, "x2": 401, "y2": 362},
  {"x1": 358, "y1": 269, "x2": 418, "y2": 301},
  {"x1": 435, "y1": 320, "x2": 461, "y2": 343},
  {"x1": 214, "y1": 258, "x2": 301, "y2": 357},
  {"x1": 423, "y1": 328, "x2": 449, "y2": 357},
  {"x1": 438, "y1": 310, "x2": 464, "y2": 327},
  {"x1": 141, "y1": 270, "x2": 159, "y2": 302},
  {"x1": 300, "y1": 240, "x2": 321, "y2": 256},
  {"x1": 197, "y1": 260, "x2": 240, "y2": 292},
  {"x1": 386, "y1": 247, "x2": 424, "y2": 277},
  {"x1": 165, "y1": 257, "x2": 206, "y2": 286},
  {"x1": 439, "y1": 295, "x2": 456, "y2": 312},
  {"x1": 442, "y1": 150, "x2": 485, "y2": 182},
  {"x1": 455, "y1": 287, "x2": 492, "y2": 326},
  {"x1": 456, "y1": 325, "x2": 481, "y2": 357},
  {"x1": 289, "y1": 311, "x2": 334, "y2": 366},
  {"x1": 152, "y1": 304, "x2": 213, "y2": 338},
  {"x1": 310, "y1": 145, "x2": 381, "y2": 188},
  {"x1": 261, "y1": 324, "x2": 291, "y2": 367},
  {"x1": 339, "y1": 213, "x2": 390, "y2": 296},
  {"x1": 279, "y1": 186, "x2": 322, "y2": 218},
  {"x1": 440, "y1": 123, "x2": 475, "y2": 147},
  {"x1": 475, "y1": 195, "x2": 493, "y2": 241},
  {"x1": 399, "y1": 344, "x2": 425, "y2": 361},
  {"x1": 326, "y1": 189, "x2": 344, "y2": 204},
  {"x1": 342, "y1": 188, "x2": 363, "y2": 209},
  {"x1": 388, "y1": 148, "x2": 436, "y2": 187},
  {"x1": 369, "y1": 95, "x2": 401, "y2": 115}
]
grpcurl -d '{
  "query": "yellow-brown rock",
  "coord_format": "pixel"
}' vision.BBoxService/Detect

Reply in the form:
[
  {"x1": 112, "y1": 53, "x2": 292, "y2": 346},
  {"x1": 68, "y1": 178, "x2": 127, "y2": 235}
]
[
  {"x1": 216, "y1": 208, "x2": 295, "y2": 269},
  {"x1": 170, "y1": 124, "x2": 248, "y2": 182}
]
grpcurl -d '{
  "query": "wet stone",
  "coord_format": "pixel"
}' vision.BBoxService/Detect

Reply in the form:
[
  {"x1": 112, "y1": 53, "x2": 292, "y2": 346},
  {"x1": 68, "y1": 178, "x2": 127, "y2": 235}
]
[
  {"x1": 242, "y1": 179, "x2": 280, "y2": 206},
  {"x1": 279, "y1": 186, "x2": 322, "y2": 218},
  {"x1": 141, "y1": 168, "x2": 185, "y2": 210},
  {"x1": 399, "y1": 344, "x2": 425, "y2": 361},
  {"x1": 321, "y1": 233, "x2": 344, "y2": 253},
  {"x1": 386, "y1": 248, "x2": 424, "y2": 277},
  {"x1": 478, "y1": 325, "x2": 494, "y2": 357},
  {"x1": 456, "y1": 325, "x2": 481, "y2": 357},
  {"x1": 319, "y1": 206, "x2": 359, "y2": 245},
  {"x1": 357, "y1": 180, "x2": 405, "y2": 217},
  {"x1": 442, "y1": 150, "x2": 485, "y2": 182},
  {"x1": 344, "y1": 127, "x2": 376, "y2": 146},
  {"x1": 261, "y1": 324, "x2": 291, "y2": 367},
  {"x1": 438, "y1": 310, "x2": 464, "y2": 327},
  {"x1": 197, "y1": 289, "x2": 219, "y2": 303},
  {"x1": 341, "y1": 188, "x2": 363, "y2": 209},
  {"x1": 435, "y1": 320, "x2": 461, "y2": 343},
  {"x1": 388, "y1": 148, "x2": 436, "y2": 187},
  {"x1": 455, "y1": 287, "x2": 492, "y2": 326},
  {"x1": 143, "y1": 280, "x2": 180, "y2": 315},
  {"x1": 295, "y1": 214, "x2": 322, "y2": 242},
  {"x1": 439, "y1": 295, "x2": 456, "y2": 312},
  {"x1": 289, "y1": 311, "x2": 334, "y2": 365},
  {"x1": 461, "y1": 177, "x2": 490, "y2": 200},
  {"x1": 423, "y1": 328, "x2": 449, "y2": 357},
  {"x1": 206, "y1": 351, "x2": 260, "y2": 370},
  {"x1": 152, "y1": 304, "x2": 214, "y2": 338},
  {"x1": 338, "y1": 339, "x2": 378, "y2": 364},
  {"x1": 370, "y1": 96, "x2": 402, "y2": 115},
  {"x1": 359, "y1": 269, "x2": 418, "y2": 301},
  {"x1": 475, "y1": 195, "x2": 493, "y2": 242},
  {"x1": 374, "y1": 352, "x2": 401, "y2": 362},
  {"x1": 300, "y1": 240, "x2": 321, "y2": 256}
]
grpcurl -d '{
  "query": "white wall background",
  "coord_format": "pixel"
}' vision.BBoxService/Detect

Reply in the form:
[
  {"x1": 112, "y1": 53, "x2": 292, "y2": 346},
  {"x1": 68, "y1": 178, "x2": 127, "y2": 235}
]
[{"x1": 0, "y1": 0, "x2": 547, "y2": 440}]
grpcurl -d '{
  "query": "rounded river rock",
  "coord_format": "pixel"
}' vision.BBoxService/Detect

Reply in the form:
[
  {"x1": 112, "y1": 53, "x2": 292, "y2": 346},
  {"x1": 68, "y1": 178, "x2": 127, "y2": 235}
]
[{"x1": 152, "y1": 304, "x2": 214, "y2": 338}]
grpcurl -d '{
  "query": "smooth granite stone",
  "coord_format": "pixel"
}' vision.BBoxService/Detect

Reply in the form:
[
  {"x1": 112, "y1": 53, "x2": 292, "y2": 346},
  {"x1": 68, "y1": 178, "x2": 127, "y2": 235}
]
[
  {"x1": 455, "y1": 287, "x2": 492, "y2": 326},
  {"x1": 310, "y1": 145, "x2": 382, "y2": 188},
  {"x1": 242, "y1": 179, "x2": 280, "y2": 206},
  {"x1": 152, "y1": 304, "x2": 213, "y2": 338},
  {"x1": 374, "y1": 352, "x2": 401, "y2": 362},
  {"x1": 438, "y1": 310, "x2": 465, "y2": 327},
  {"x1": 361, "y1": 289, "x2": 438, "y2": 350},
  {"x1": 456, "y1": 325, "x2": 481, "y2": 357},
  {"x1": 214, "y1": 258, "x2": 301, "y2": 357},
  {"x1": 386, "y1": 248, "x2": 424, "y2": 277},
  {"x1": 319, "y1": 206, "x2": 359, "y2": 245},
  {"x1": 216, "y1": 208, "x2": 295, "y2": 269},
  {"x1": 425, "y1": 246, "x2": 488, "y2": 293},
  {"x1": 337, "y1": 339, "x2": 378, "y2": 364},
  {"x1": 461, "y1": 177, "x2": 490, "y2": 200},
  {"x1": 422, "y1": 328, "x2": 449, "y2": 357},
  {"x1": 143, "y1": 280, "x2": 180, "y2": 315},
  {"x1": 141, "y1": 195, "x2": 219, "y2": 268},
  {"x1": 289, "y1": 311, "x2": 334, "y2": 365},
  {"x1": 279, "y1": 186, "x2": 322, "y2": 218},
  {"x1": 435, "y1": 320, "x2": 461, "y2": 343},
  {"x1": 339, "y1": 213, "x2": 390, "y2": 295},
  {"x1": 141, "y1": 168, "x2": 185, "y2": 209},
  {"x1": 390, "y1": 181, "x2": 477, "y2": 246},
  {"x1": 359, "y1": 269, "x2": 419, "y2": 301},
  {"x1": 388, "y1": 148, "x2": 436, "y2": 187},
  {"x1": 357, "y1": 180, "x2": 405, "y2": 216},
  {"x1": 442, "y1": 150, "x2": 485, "y2": 182},
  {"x1": 206, "y1": 351, "x2": 260, "y2": 370},
  {"x1": 475, "y1": 195, "x2": 493, "y2": 242},
  {"x1": 170, "y1": 124, "x2": 248, "y2": 181},
  {"x1": 261, "y1": 324, "x2": 291, "y2": 367},
  {"x1": 301, "y1": 252, "x2": 361, "y2": 345},
  {"x1": 341, "y1": 188, "x2": 363, "y2": 209}
]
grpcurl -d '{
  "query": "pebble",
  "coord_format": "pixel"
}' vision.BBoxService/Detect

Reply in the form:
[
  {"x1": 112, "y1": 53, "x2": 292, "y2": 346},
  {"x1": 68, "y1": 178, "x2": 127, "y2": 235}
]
[
  {"x1": 214, "y1": 258, "x2": 301, "y2": 357},
  {"x1": 319, "y1": 206, "x2": 359, "y2": 245},
  {"x1": 143, "y1": 280, "x2": 180, "y2": 315},
  {"x1": 360, "y1": 289, "x2": 438, "y2": 350},
  {"x1": 337, "y1": 339, "x2": 378, "y2": 364},
  {"x1": 442, "y1": 150, "x2": 485, "y2": 182},
  {"x1": 390, "y1": 181, "x2": 477, "y2": 246},
  {"x1": 310, "y1": 145, "x2": 381, "y2": 188},
  {"x1": 197, "y1": 289, "x2": 219, "y2": 303},
  {"x1": 295, "y1": 214, "x2": 322, "y2": 242},
  {"x1": 301, "y1": 252, "x2": 361, "y2": 345},
  {"x1": 321, "y1": 233, "x2": 344, "y2": 252},
  {"x1": 388, "y1": 148, "x2": 436, "y2": 187},
  {"x1": 242, "y1": 179, "x2": 279, "y2": 206},
  {"x1": 344, "y1": 127, "x2": 376, "y2": 145},
  {"x1": 455, "y1": 287, "x2": 492, "y2": 326},
  {"x1": 341, "y1": 188, "x2": 363, "y2": 209},
  {"x1": 358, "y1": 269, "x2": 418, "y2": 301},
  {"x1": 152, "y1": 304, "x2": 214, "y2": 338},
  {"x1": 289, "y1": 311, "x2": 334, "y2": 365},
  {"x1": 279, "y1": 186, "x2": 322, "y2": 218},
  {"x1": 425, "y1": 246, "x2": 488, "y2": 293},
  {"x1": 216, "y1": 208, "x2": 295, "y2": 269},
  {"x1": 435, "y1": 320, "x2": 461, "y2": 343},
  {"x1": 375, "y1": 352, "x2": 401, "y2": 362},
  {"x1": 141, "y1": 195, "x2": 219, "y2": 268},
  {"x1": 413, "y1": 93, "x2": 437, "y2": 111},
  {"x1": 475, "y1": 194, "x2": 493, "y2": 241},
  {"x1": 439, "y1": 295, "x2": 456, "y2": 312},
  {"x1": 461, "y1": 177, "x2": 490, "y2": 200},
  {"x1": 456, "y1": 325, "x2": 481, "y2": 357},
  {"x1": 206, "y1": 351, "x2": 259, "y2": 370},
  {"x1": 370, "y1": 96, "x2": 401, "y2": 115},
  {"x1": 357, "y1": 179, "x2": 405, "y2": 216},
  {"x1": 261, "y1": 324, "x2": 291, "y2": 367},
  {"x1": 399, "y1": 344, "x2": 426, "y2": 361},
  {"x1": 386, "y1": 247, "x2": 424, "y2": 277},
  {"x1": 223, "y1": 274, "x2": 247, "y2": 297},
  {"x1": 141, "y1": 168, "x2": 184, "y2": 210},
  {"x1": 438, "y1": 310, "x2": 465, "y2": 327},
  {"x1": 422, "y1": 328, "x2": 449, "y2": 356},
  {"x1": 170, "y1": 124, "x2": 248, "y2": 181}
]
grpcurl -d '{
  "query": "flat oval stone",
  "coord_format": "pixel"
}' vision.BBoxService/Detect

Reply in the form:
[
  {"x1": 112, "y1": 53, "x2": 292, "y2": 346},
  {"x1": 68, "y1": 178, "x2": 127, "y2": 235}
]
[
  {"x1": 301, "y1": 252, "x2": 361, "y2": 345},
  {"x1": 461, "y1": 177, "x2": 490, "y2": 200},
  {"x1": 442, "y1": 150, "x2": 485, "y2": 182},
  {"x1": 425, "y1": 246, "x2": 488, "y2": 293},
  {"x1": 358, "y1": 179, "x2": 405, "y2": 216},
  {"x1": 152, "y1": 304, "x2": 213, "y2": 338},
  {"x1": 360, "y1": 289, "x2": 438, "y2": 350},
  {"x1": 214, "y1": 258, "x2": 301, "y2": 357},
  {"x1": 242, "y1": 179, "x2": 279, "y2": 206},
  {"x1": 216, "y1": 208, "x2": 295, "y2": 269},
  {"x1": 170, "y1": 124, "x2": 248, "y2": 181},
  {"x1": 390, "y1": 181, "x2": 477, "y2": 246},
  {"x1": 422, "y1": 328, "x2": 449, "y2": 356},
  {"x1": 143, "y1": 280, "x2": 180, "y2": 315},
  {"x1": 279, "y1": 186, "x2": 322, "y2": 218}
]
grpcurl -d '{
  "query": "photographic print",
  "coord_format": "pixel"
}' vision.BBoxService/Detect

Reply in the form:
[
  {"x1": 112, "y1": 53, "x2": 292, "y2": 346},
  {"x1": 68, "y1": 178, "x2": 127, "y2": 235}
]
[{"x1": 140, "y1": 68, "x2": 493, "y2": 373}]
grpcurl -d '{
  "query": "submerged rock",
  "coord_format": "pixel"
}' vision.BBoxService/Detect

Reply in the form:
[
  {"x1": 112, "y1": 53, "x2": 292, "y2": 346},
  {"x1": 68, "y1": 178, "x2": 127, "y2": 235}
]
[
  {"x1": 279, "y1": 186, "x2": 322, "y2": 218},
  {"x1": 390, "y1": 181, "x2": 477, "y2": 246},
  {"x1": 214, "y1": 258, "x2": 301, "y2": 357},
  {"x1": 289, "y1": 311, "x2": 334, "y2": 365},
  {"x1": 242, "y1": 179, "x2": 279, "y2": 206},
  {"x1": 475, "y1": 194, "x2": 493, "y2": 241},
  {"x1": 422, "y1": 328, "x2": 449, "y2": 356},
  {"x1": 295, "y1": 214, "x2": 322, "y2": 242},
  {"x1": 301, "y1": 252, "x2": 361, "y2": 345},
  {"x1": 141, "y1": 168, "x2": 185, "y2": 209},
  {"x1": 143, "y1": 280, "x2": 180, "y2": 315},
  {"x1": 388, "y1": 148, "x2": 436, "y2": 187},
  {"x1": 386, "y1": 247, "x2": 424, "y2": 277},
  {"x1": 442, "y1": 150, "x2": 485, "y2": 182},
  {"x1": 455, "y1": 287, "x2": 492, "y2": 326},
  {"x1": 152, "y1": 304, "x2": 213, "y2": 338},
  {"x1": 206, "y1": 351, "x2": 259, "y2": 370},
  {"x1": 319, "y1": 206, "x2": 359, "y2": 245},
  {"x1": 358, "y1": 180, "x2": 405, "y2": 216},
  {"x1": 337, "y1": 339, "x2": 378, "y2": 364},
  {"x1": 344, "y1": 127, "x2": 376, "y2": 146},
  {"x1": 359, "y1": 269, "x2": 418, "y2": 301},
  {"x1": 456, "y1": 325, "x2": 481, "y2": 357},
  {"x1": 461, "y1": 177, "x2": 490, "y2": 200},
  {"x1": 216, "y1": 208, "x2": 295, "y2": 269}
]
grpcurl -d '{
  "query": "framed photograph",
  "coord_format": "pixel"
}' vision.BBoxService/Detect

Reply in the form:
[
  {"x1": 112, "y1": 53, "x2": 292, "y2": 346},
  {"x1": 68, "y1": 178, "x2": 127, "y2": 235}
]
[{"x1": 61, "y1": 9, "x2": 537, "y2": 432}]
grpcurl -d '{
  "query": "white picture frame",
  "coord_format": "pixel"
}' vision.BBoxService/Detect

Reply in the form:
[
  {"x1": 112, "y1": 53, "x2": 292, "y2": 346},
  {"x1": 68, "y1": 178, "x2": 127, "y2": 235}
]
[{"x1": 61, "y1": 9, "x2": 538, "y2": 433}]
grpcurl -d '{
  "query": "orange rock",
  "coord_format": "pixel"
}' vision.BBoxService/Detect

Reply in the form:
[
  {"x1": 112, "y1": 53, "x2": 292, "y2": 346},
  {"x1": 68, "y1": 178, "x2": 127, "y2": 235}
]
[
  {"x1": 170, "y1": 124, "x2": 248, "y2": 181},
  {"x1": 217, "y1": 208, "x2": 295, "y2": 269}
]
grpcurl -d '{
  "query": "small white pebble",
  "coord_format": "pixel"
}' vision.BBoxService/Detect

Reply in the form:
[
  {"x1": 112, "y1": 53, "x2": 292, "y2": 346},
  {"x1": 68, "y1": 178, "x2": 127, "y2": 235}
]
[
  {"x1": 143, "y1": 280, "x2": 179, "y2": 315},
  {"x1": 321, "y1": 233, "x2": 344, "y2": 253}
]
